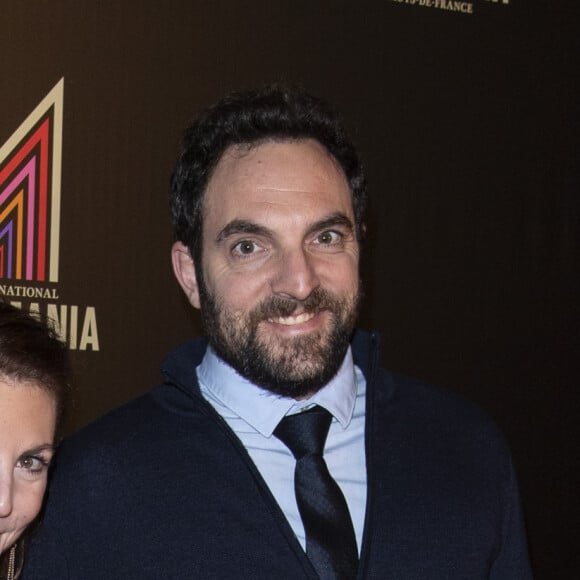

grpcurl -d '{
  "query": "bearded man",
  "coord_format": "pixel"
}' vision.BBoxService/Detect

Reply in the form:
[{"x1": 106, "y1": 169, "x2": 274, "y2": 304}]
[{"x1": 24, "y1": 86, "x2": 532, "y2": 580}]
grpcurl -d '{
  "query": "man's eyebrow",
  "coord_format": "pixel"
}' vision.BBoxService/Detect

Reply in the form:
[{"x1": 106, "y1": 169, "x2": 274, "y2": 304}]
[
  {"x1": 216, "y1": 219, "x2": 274, "y2": 243},
  {"x1": 216, "y1": 213, "x2": 354, "y2": 243},
  {"x1": 307, "y1": 212, "x2": 355, "y2": 236}
]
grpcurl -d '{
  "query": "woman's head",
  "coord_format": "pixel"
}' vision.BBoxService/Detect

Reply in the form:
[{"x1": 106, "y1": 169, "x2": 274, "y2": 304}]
[
  {"x1": 0, "y1": 302, "x2": 69, "y2": 426},
  {"x1": 0, "y1": 302, "x2": 70, "y2": 557},
  {"x1": 0, "y1": 379, "x2": 56, "y2": 556}
]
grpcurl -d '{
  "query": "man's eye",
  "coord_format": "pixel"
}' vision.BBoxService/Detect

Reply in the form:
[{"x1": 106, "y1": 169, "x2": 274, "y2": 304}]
[
  {"x1": 317, "y1": 230, "x2": 341, "y2": 244},
  {"x1": 233, "y1": 240, "x2": 257, "y2": 255}
]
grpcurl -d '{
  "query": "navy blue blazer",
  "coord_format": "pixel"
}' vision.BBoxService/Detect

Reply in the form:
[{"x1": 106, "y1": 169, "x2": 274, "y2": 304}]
[{"x1": 24, "y1": 331, "x2": 532, "y2": 578}]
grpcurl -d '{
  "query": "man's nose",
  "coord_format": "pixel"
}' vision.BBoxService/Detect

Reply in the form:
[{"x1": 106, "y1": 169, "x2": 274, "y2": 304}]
[
  {"x1": 271, "y1": 248, "x2": 320, "y2": 301},
  {"x1": 0, "y1": 475, "x2": 14, "y2": 518}
]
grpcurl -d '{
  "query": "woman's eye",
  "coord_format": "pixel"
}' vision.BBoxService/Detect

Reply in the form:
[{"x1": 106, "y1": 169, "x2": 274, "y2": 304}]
[
  {"x1": 17, "y1": 455, "x2": 47, "y2": 473},
  {"x1": 316, "y1": 230, "x2": 341, "y2": 245}
]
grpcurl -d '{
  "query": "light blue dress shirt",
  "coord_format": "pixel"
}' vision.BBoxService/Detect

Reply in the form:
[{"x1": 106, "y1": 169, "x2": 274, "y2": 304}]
[{"x1": 197, "y1": 346, "x2": 367, "y2": 552}]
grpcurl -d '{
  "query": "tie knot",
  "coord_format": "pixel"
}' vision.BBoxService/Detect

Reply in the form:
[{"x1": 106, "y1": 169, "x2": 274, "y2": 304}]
[{"x1": 274, "y1": 406, "x2": 332, "y2": 460}]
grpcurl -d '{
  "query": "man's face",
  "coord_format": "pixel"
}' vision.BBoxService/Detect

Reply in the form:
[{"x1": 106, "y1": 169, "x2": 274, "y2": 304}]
[{"x1": 174, "y1": 139, "x2": 361, "y2": 399}]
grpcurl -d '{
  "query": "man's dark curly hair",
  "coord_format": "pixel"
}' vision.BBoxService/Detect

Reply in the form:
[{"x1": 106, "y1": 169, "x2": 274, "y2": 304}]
[{"x1": 170, "y1": 84, "x2": 367, "y2": 267}]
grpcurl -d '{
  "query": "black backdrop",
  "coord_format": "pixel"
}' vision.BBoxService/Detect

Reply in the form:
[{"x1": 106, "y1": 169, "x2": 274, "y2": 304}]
[{"x1": 1, "y1": 2, "x2": 578, "y2": 577}]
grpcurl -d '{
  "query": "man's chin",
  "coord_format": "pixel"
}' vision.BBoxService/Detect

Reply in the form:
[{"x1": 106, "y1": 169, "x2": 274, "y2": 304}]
[
  {"x1": 212, "y1": 333, "x2": 347, "y2": 399},
  {"x1": 254, "y1": 368, "x2": 333, "y2": 400},
  {"x1": 248, "y1": 344, "x2": 344, "y2": 398}
]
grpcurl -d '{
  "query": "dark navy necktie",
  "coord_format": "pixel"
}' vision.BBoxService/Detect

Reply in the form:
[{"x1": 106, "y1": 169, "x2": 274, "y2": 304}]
[{"x1": 274, "y1": 406, "x2": 359, "y2": 580}]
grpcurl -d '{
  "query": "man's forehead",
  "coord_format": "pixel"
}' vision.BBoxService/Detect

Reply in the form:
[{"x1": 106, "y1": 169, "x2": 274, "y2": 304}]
[{"x1": 205, "y1": 139, "x2": 351, "y2": 205}]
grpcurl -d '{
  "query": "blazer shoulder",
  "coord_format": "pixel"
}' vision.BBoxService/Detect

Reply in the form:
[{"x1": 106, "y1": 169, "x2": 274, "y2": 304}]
[{"x1": 374, "y1": 367, "x2": 509, "y2": 446}]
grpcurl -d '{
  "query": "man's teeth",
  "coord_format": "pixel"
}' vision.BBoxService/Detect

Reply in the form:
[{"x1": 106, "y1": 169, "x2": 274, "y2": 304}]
[{"x1": 270, "y1": 312, "x2": 315, "y2": 326}]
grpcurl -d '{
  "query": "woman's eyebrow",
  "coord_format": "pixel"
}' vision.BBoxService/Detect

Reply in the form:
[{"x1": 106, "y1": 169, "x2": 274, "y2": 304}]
[{"x1": 20, "y1": 444, "x2": 55, "y2": 456}]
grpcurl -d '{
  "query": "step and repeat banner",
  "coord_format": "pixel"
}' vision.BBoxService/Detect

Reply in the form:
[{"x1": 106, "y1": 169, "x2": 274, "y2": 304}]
[{"x1": 1, "y1": 1, "x2": 577, "y2": 577}]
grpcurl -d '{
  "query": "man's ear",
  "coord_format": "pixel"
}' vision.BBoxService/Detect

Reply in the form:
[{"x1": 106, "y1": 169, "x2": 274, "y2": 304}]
[{"x1": 171, "y1": 241, "x2": 201, "y2": 309}]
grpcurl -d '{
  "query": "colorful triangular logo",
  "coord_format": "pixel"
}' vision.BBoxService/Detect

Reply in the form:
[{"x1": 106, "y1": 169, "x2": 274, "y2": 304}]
[{"x1": 0, "y1": 79, "x2": 64, "y2": 283}]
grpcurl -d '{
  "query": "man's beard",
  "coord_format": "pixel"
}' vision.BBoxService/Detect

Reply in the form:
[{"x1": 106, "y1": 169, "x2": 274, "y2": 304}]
[{"x1": 198, "y1": 278, "x2": 361, "y2": 399}]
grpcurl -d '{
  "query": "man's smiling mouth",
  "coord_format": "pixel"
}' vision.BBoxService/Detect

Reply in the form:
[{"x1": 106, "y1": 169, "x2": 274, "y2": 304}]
[{"x1": 268, "y1": 312, "x2": 317, "y2": 326}]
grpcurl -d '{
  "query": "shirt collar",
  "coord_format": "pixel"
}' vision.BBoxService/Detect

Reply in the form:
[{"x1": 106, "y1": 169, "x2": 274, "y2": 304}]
[{"x1": 197, "y1": 346, "x2": 357, "y2": 438}]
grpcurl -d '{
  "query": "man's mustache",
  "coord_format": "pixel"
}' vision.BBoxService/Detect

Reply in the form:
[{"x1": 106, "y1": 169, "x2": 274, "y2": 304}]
[{"x1": 251, "y1": 288, "x2": 338, "y2": 321}]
